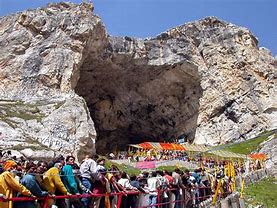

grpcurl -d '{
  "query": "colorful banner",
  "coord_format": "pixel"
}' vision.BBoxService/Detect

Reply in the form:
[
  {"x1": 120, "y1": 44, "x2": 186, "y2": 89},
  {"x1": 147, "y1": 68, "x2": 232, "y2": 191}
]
[
  {"x1": 139, "y1": 142, "x2": 153, "y2": 149},
  {"x1": 248, "y1": 153, "x2": 266, "y2": 160},
  {"x1": 132, "y1": 142, "x2": 186, "y2": 151},
  {"x1": 135, "y1": 161, "x2": 156, "y2": 169}
]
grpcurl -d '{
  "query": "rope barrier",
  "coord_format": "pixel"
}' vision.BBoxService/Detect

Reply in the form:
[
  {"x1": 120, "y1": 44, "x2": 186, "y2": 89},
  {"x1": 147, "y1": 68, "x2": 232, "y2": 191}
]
[
  {"x1": 1, "y1": 166, "x2": 256, "y2": 207},
  {"x1": 0, "y1": 186, "x2": 213, "y2": 200},
  {"x1": 0, "y1": 170, "x2": 121, "y2": 177},
  {"x1": 0, "y1": 186, "x2": 216, "y2": 208}
]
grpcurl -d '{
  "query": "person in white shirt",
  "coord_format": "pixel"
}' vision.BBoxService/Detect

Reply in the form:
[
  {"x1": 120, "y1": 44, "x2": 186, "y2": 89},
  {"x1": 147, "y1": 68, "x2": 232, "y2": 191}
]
[
  {"x1": 147, "y1": 171, "x2": 161, "y2": 208},
  {"x1": 172, "y1": 168, "x2": 185, "y2": 208},
  {"x1": 118, "y1": 172, "x2": 137, "y2": 207},
  {"x1": 79, "y1": 154, "x2": 98, "y2": 208},
  {"x1": 118, "y1": 172, "x2": 136, "y2": 190}
]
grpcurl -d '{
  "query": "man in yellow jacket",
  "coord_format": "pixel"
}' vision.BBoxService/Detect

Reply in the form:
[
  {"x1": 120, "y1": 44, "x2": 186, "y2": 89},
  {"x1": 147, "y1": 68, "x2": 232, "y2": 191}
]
[
  {"x1": 0, "y1": 160, "x2": 33, "y2": 208},
  {"x1": 43, "y1": 162, "x2": 70, "y2": 206}
]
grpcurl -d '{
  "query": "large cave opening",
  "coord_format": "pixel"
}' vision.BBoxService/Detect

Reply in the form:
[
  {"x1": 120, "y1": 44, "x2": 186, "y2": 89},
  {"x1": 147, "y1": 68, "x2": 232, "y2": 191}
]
[{"x1": 75, "y1": 42, "x2": 202, "y2": 154}]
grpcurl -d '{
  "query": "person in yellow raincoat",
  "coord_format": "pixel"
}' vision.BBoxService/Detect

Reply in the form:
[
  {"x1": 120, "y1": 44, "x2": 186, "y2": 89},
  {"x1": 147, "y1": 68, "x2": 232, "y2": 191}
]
[
  {"x1": 43, "y1": 162, "x2": 70, "y2": 207},
  {"x1": 0, "y1": 160, "x2": 33, "y2": 208}
]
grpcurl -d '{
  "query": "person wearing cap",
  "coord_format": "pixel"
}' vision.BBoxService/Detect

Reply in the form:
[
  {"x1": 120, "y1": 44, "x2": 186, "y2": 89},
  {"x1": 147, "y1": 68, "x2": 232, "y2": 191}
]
[{"x1": 0, "y1": 160, "x2": 33, "y2": 208}]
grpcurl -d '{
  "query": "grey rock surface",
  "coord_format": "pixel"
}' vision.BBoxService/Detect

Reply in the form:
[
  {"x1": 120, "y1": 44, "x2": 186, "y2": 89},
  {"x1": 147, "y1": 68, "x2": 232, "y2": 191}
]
[
  {"x1": 259, "y1": 136, "x2": 277, "y2": 176},
  {"x1": 0, "y1": 3, "x2": 276, "y2": 159},
  {"x1": 0, "y1": 2, "x2": 99, "y2": 160},
  {"x1": 76, "y1": 16, "x2": 276, "y2": 152}
]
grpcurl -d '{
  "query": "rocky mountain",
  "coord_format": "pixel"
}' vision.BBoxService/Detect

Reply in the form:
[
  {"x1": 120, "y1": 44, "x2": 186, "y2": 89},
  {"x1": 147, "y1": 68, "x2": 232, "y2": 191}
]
[
  {"x1": 259, "y1": 134, "x2": 277, "y2": 176},
  {"x1": 0, "y1": 2, "x2": 276, "y2": 159},
  {"x1": 0, "y1": 3, "x2": 99, "y2": 159}
]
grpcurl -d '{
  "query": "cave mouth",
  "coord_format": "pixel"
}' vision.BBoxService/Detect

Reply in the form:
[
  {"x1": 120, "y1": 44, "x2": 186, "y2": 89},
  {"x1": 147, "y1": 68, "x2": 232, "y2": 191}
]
[{"x1": 75, "y1": 51, "x2": 202, "y2": 154}]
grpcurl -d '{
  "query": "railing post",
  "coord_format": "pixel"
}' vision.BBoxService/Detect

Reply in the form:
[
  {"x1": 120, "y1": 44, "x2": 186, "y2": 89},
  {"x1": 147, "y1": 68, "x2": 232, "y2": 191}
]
[
  {"x1": 117, "y1": 192, "x2": 123, "y2": 208},
  {"x1": 157, "y1": 189, "x2": 161, "y2": 208},
  {"x1": 183, "y1": 188, "x2": 186, "y2": 207},
  {"x1": 43, "y1": 196, "x2": 49, "y2": 208}
]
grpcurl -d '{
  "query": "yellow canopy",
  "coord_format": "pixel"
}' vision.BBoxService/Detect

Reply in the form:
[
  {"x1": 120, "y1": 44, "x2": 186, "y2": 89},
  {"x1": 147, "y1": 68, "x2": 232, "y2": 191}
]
[
  {"x1": 209, "y1": 149, "x2": 247, "y2": 159},
  {"x1": 181, "y1": 143, "x2": 210, "y2": 152},
  {"x1": 129, "y1": 144, "x2": 143, "y2": 149}
]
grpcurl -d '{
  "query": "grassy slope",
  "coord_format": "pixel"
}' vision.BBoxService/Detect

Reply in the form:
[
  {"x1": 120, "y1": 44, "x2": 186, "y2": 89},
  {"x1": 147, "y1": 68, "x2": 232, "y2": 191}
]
[
  {"x1": 156, "y1": 165, "x2": 188, "y2": 172},
  {"x1": 103, "y1": 130, "x2": 276, "y2": 175},
  {"x1": 245, "y1": 177, "x2": 277, "y2": 208},
  {"x1": 104, "y1": 160, "x2": 188, "y2": 175},
  {"x1": 221, "y1": 130, "x2": 277, "y2": 207},
  {"x1": 222, "y1": 130, "x2": 276, "y2": 154},
  {"x1": 104, "y1": 158, "x2": 141, "y2": 176}
]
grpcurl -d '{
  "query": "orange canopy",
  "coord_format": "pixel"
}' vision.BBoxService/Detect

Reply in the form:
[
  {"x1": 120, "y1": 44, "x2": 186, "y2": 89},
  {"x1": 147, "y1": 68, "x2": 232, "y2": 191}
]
[
  {"x1": 160, "y1": 143, "x2": 173, "y2": 150},
  {"x1": 139, "y1": 142, "x2": 153, "y2": 149},
  {"x1": 172, "y1": 143, "x2": 186, "y2": 151},
  {"x1": 136, "y1": 142, "x2": 186, "y2": 151},
  {"x1": 248, "y1": 153, "x2": 267, "y2": 160}
]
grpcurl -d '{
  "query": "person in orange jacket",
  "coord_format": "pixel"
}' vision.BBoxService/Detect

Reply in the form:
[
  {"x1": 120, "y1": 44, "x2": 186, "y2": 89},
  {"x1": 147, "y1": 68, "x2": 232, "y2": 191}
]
[{"x1": 0, "y1": 160, "x2": 33, "y2": 208}]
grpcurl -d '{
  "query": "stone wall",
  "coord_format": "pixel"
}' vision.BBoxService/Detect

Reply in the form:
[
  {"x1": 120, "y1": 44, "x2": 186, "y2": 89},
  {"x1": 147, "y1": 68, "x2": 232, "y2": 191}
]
[
  {"x1": 200, "y1": 169, "x2": 269, "y2": 208},
  {"x1": 236, "y1": 169, "x2": 268, "y2": 188}
]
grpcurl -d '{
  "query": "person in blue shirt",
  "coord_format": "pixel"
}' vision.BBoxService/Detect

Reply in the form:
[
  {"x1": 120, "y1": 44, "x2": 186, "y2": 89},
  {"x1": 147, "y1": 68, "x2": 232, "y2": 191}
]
[
  {"x1": 191, "y1": 169, "x2": 202, "y2": 185},
  {"x1": 191, "y1": 169, "x2": 203, "y2": 206},
  {"x1": 61, "y1": 156, "x2": 79, "y2": 194},
  {"x1": 14, "y1": 162, "x2": 48, "y2": 208},
  {"x1": 61, "y1": 155, "x2": 83, "y2": 208}
]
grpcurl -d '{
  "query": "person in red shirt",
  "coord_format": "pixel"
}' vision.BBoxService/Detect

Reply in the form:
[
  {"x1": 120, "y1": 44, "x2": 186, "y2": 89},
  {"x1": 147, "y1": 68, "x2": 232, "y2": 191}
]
[
  {"x1": 92, "y1": 167, "x2": 110, "y2": 208},
  {"x1": 163, "y1": 171, "x2": 174, "y2": 185},
  {"x1": 163, "y1": 170, "x2": 174, "y2": 208}
]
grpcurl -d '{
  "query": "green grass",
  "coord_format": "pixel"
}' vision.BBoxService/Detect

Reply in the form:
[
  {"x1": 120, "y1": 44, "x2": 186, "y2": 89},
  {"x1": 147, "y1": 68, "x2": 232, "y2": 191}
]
[
  {"x1": 11, "y1": 144, "x2": 48, "y2": 151},
  {"x1": 103, "y1": 158, "x2": 141, "y2": 176},
  {"x1": 102, "y1": 158, "x2": 190, "y2": 176},
  {"x1": 54, "y1": 101, "x2": 66, "y2": 110},
  {"x1": 103, "y1": 161, "x2": 189, "y2": 176},
  {"x1": 0, "y1": 100, "x2": 68, "y2": 127},
  {"x1": 0, "y1": 116, "x2": 19, "y2": 128},
  {"x1": 156, "y1": 165, "x2": 188, "y2": 173},
  {"x1": 24, "y1": 136, "x2": 50, "y2": 149},
  {"x1": 245, "y1": 177, "x2": 277, "y2": 208},
  {"x1": 222, "y1": 130, "x2": 276, "y2": 154},
  {"x1": 0, "y1": 101, "x2": 45, "y2": 123}
]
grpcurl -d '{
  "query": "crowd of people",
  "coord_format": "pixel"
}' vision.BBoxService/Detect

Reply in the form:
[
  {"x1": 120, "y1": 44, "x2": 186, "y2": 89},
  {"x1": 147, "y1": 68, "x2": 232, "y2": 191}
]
[
  {"x1": 0, "y1": 150, "x2": 263, "y2": 208},
  {"x1": 116, "y1": 149, "x2": 263, "y2": 174},
  {"x1": 115, "y1": 150, "x2": 190, "y2": 162}
]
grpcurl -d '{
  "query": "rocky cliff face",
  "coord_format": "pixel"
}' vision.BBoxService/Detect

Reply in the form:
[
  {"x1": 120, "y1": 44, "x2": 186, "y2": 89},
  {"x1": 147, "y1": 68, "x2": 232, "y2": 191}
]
[
  {"x1": 259, "y1": 135, "x2": 277, "y2": 176},
  {"x1": 168, "y1": 19, "x2": 276, "y2": 145},
  {"x1": 75, "y1": 36, "x2": 203, "y2": 153},
  {"x1": 0, "y1": 3, "x2": 102, "y2": 159},
  {"x1": 0, "y1": 2, "x2": 276, "y2": 158}
]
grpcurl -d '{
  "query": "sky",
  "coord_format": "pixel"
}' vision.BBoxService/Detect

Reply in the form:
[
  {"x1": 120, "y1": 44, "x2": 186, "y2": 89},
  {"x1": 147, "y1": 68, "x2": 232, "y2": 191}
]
[{"x1": 0, "y1": 0, "x2": 276, "y2": 55}]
